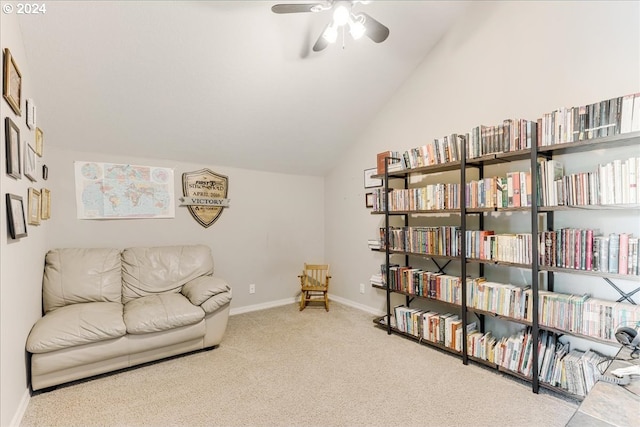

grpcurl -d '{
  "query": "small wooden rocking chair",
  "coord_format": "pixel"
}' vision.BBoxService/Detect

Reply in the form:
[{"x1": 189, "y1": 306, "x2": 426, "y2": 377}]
[{"x1": 299, "y1": 263, "x2": 330, "y2": 311}]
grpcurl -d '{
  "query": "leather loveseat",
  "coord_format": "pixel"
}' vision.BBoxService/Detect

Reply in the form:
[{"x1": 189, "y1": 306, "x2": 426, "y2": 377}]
[{"x1": 26, "y1": 245, "x2": 232, "y2": 391}]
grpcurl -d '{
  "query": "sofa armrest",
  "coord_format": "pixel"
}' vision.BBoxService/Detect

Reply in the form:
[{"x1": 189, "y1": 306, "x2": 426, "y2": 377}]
[{"x1": 181, "y1": 276, "x2": 231, "y2": 306}]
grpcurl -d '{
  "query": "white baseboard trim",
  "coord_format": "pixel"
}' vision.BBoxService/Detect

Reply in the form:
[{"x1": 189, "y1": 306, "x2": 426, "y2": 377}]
[
  {"x1": 229, "y1": 297, "x2": 297, "y2": 316},
  {"x1": 9, "y1": 388, "x2": 31, "y2": 427},
  {"x1": 229, "y1": 295, "x2": 384, "y2": 317},
  {"x1": 328, "y1": 294, "x2": 386, "y2": 316}
]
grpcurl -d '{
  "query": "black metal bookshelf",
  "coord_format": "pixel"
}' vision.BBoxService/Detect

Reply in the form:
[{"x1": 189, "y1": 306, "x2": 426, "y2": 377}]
[{"x1": 372, "y1": 127, "x2": 640, "y2": 400}]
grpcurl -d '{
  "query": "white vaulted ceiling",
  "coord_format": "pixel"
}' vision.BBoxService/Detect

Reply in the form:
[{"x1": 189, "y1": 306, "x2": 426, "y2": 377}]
[{"x1": 17, "y1": 1, "x2": 467, "y2": 176}]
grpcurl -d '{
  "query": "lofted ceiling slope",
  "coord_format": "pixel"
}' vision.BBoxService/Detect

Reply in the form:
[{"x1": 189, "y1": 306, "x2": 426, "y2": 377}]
[{"x1": 16, "y1": 1, "x2": 467, "y2": 176}]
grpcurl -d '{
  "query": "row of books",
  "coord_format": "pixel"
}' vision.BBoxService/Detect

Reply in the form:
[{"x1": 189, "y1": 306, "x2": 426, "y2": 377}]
[
  {"x1": 470, "y1": 327, "x2": 535, "y2": 376},
  {"x1": 370, "y1": 155, "x2": 638, "y2": 211},
  {"x1": 466, "y1": 172, "x2": 532, "y2": 208},
  {"x1": 392, "y1": 306, "x2": 464, "y2": 351},
  {"x1": 377, "y1": 135, "x2": 465, "y2": 174},
  {"x1": 466, "y1": 119, "x2": 537, "y2": 159},
  {"x1": 539, "y1": 229, "x2": 639, "y2": 276},
  {"x1": 538, "y1": 157, "x2": 639, "y2": 207},
  {"x1": 379, "y1": 227, "x2": 637, "y2": 276},
  {"x1": 375, "y1": 150, "x2": 404, "y2": 174},
  {"x1": 536, "y1": 332, "x2": 608, "y2": 397},
  {"x1": 383, "y1": 226, "x2": 461, "y2": 257},
  {"x1": 465, "y1": 276, "x2": 640, "y2": 342},
  {"x1": 465, "y1": 231, "x2": 533, "y2": 265},
  {"x1": 538, "y1": 292, "x2": 640, "y2": 341},
  {"x1": 382, "y1": 266, "x2": 461, "y2": 304},
  {"x1": 467, "y1": 278, "x2": 530, "y2": 320},
  {"x1": 539, "y1": 93, "x2": 640, "y2": 147},
  {"x1": 375, "y1": 93, "x2": 639, "y2": 173},
  {"x1": 387, "y1": 268, "x2": 640, "y2": 343},
  {"x1": 367, "y1": 238, "x2": 382, "y2": 250},
  {"x1": 370, "y1": 183, "x2": 461, "y2": 212},
  {"x1": 469, "y1": 327, "x2": 608, "y2": 397}
]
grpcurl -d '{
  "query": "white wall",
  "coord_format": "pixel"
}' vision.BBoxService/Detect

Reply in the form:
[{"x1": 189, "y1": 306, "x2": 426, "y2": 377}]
[
  {"x1": 1, "y1": 11, "x2": 50, "y2": 427},
  {"x1": 326, "y1": 1, "x2": 640, "y2": 317},
  {"x1": 46, "y1": 147, "x2": 325, "y2": 310}
]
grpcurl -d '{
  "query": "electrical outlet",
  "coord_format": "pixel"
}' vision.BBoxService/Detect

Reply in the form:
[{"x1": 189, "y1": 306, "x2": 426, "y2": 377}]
[
  {"x1": 359, "y1": 283, "x2": 365, "y2": 294},
  {"x1": 249, "y1": 284, "x2": 256, "y2": 294}
]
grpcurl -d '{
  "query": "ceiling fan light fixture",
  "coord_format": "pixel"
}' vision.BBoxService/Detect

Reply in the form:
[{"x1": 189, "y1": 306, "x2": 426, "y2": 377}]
[
  {"x1": 333, "y1": 4, "x2": 350, "y2": 26},
  {"x1": 349, "y1": 15, "x2": 366, "y2": 40}
]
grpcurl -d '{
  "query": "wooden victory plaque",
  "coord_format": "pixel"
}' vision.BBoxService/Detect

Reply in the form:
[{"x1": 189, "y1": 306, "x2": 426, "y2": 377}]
[{"x1": 181, "y1": 168, "x2": 229, "y2": 228}]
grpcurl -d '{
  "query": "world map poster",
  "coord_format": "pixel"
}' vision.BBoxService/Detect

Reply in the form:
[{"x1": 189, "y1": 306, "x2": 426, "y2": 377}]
[{"x1": 74, "y1": 161, "x2": 175, "y2": 219}]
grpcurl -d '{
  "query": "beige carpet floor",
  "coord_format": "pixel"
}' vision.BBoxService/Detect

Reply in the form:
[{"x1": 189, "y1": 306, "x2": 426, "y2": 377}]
[{"x1": 20, "y1": 302, "x2": 578, "y2": 427}]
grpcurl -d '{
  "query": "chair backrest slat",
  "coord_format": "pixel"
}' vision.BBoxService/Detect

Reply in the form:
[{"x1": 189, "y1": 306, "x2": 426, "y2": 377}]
[{"x1": 303, "y1": 263, "x2": 329, "y2": 288}]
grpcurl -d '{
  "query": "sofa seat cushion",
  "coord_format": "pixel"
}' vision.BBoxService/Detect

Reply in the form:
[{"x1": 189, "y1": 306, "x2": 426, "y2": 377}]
[
  {"x1": 26, "y1": 302, "x2": 126, "y2": 354},
  {"x1": 124, "y1": 294, "x2": 205, "y2": 334}
]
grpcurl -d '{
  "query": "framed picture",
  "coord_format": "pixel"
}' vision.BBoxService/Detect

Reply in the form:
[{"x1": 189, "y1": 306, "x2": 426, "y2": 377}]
[
  {"x1": 5, "y1": 117, "x2": 21, "y2": 179},
  {"x1": 26, "y1": 98, "x2": 36, "y2": 129},
  {"x1": 3, "y1": 48, "x2": 22, "y2": 116},
  {"x1": 27, "y1": 187, "x2": 40, "y2": 226},
  {"x1": 24, "y1": 142, "x2": 37, "y2": 181},
  {"x1": 364, "y1": 168, "x2": 382, "y2": 189},
  {"x1": 365, "y1": 192, "x2": 374, "y2": 208},
  {"x1": 35, "y1": 127, "x2": 43, "y2": 157},
  {"x1": 6, "y1": 194, "x2": 27, "y2": 239},
  {"x1": 40, "y1": 188, "x2": 51, "y2": 220}
]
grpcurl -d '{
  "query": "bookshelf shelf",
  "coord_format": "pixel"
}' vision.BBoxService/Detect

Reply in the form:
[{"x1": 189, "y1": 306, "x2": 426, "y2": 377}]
[
  {"x1": 538, "y1": 265, "x2": 640, "y2": 282},
  {"x1": 371, "y1": 209, "x2": 461, "y2": 215},
  {"x1": 373, "y1": 248, "x2": 461, "y2": 261},
  {"x1": 373, "y1": 316, "x2": 463, "y2": 357},
  {"x1": 467, "y1": 149, "x2": 532, "y2": 165},
  {"x1": 372, "y1": 96, "x2": 640, "y2": 402},
  {"x1": 537, "y1": 131, "x2": 640, "y2": 155},
  {"x1": 539, "y1": 382, "x2": 585, "y2": 402},
  {"x1": 538, "y1": 204, "x2": 640, "y2": 212},
  {"x1": 372, "y1": 160, "x2": 462, "y2": 179},
  {"x1": 467, "y1": 307, "x2": 531, "y2": 326},
  {"x1": 373, "y1": 285, "x2": 462, "y2": 309},
  {"x1": 467, "y1": 355, "x2": 497, "y2": 369}
]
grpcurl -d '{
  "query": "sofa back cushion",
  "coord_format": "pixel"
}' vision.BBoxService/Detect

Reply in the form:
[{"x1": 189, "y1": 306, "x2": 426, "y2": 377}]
[
  {"x1": 121, "y1": 245, "x2": 214, "y2": 304},
  {"x1": 43, "y1": 248, "x2": 123, "y2": 313}
]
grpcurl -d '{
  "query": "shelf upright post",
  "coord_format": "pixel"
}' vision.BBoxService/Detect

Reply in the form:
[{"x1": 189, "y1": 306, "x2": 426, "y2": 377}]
[
  {"x1": 384, "y1": 156, "x2": 392, "y2": 335},
  {"x1": 531, "y1": 126, "x2": 540, "y2": 394},
  {"x1": 460, "y1": 136, "x2": 469, "y2": 365}
]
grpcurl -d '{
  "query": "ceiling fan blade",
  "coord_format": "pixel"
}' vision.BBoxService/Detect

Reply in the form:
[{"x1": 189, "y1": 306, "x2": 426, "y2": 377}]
[
  {"x1": 312, "y1": 23, "x2": 331, "y2": 52},
  {"x1": 360, "y1": 12, "x2": 390, "y2": 43},
  {"x1": 271, "y1": 3, "x2": 321, "y2": 14}
]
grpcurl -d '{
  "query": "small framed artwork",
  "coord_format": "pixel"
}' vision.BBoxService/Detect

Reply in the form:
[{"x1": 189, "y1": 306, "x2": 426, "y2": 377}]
[
  {"x1": 365, "y1": 192, "x2": 374, "y2": 208},
  {"x1": 35, "y1": 127, "x2": 43, "y2": 157},
  {"x1": 40, "y1": 188, "x2": 51, "y2": 220},
  {"x1": 5, "y1": 117, "x2": 21, "y2": 179},
  {"x1": 6, "y1": 193, "x2": 27, "y2": 239},
  {"x1": 3, "y1": 48, "x2": 22, "y2": 116},
  {"x1": 42, "y1": 164, "x2": 48, "y2": 180},
  {"x1": 27, "y1": 187, "x2": 41, "y2": 226},
  {"x1": 364, "y1": 168, "x2": 382, "y2": 189},
  {"x1": 26, "y1": 98, "x2": 36, "y2": 129},
  {"x1": 24, "y1": 142, "x2": 37, "y2": 181}
]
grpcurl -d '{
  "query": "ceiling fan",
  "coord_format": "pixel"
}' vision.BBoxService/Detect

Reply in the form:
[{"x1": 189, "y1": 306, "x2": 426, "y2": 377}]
[{"x1": 271, "y1": 1, "x2": 390, "y2": 52}]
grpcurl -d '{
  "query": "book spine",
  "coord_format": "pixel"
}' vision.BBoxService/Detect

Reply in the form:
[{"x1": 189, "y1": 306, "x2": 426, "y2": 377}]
[
  {"x1": 585, "y1": 229, "x2": 593, "y2": 271},
  {"x1": 619, "y1": 233, "x2": 629, "y2": 275},
  {"x1": 609, "y1": 234, "x2": 620, "y2": 274}
]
